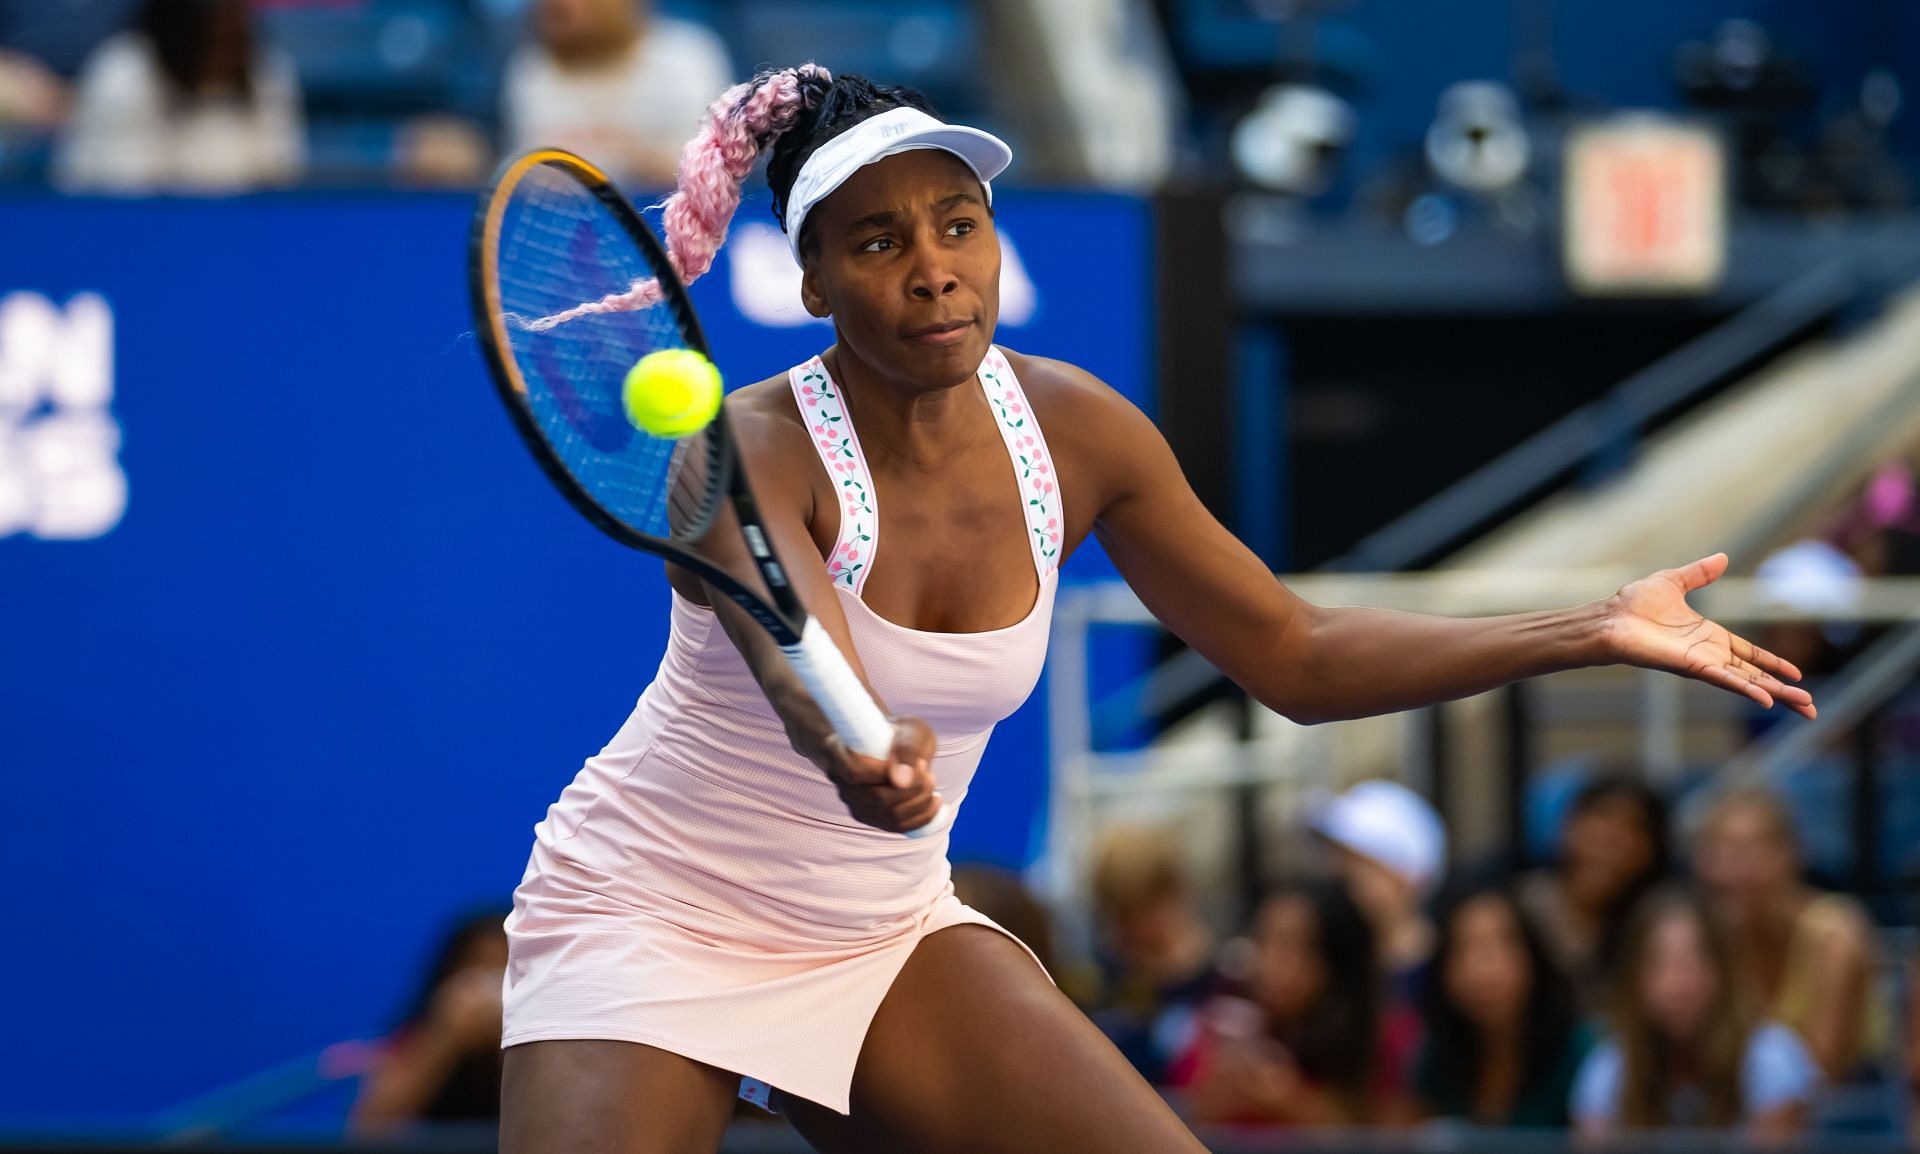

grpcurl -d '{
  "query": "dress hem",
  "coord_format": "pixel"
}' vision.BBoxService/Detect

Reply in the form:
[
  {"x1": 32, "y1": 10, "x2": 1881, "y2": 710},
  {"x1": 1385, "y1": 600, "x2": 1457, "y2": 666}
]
[{"x1": 500, "y1": 911, "x2": 1045, "y2": 1115}]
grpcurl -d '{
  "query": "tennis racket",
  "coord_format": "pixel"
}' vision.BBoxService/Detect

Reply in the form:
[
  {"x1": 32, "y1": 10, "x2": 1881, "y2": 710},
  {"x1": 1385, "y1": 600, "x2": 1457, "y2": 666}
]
[{"x1": 469, "y1": 148, "x2": 953, "y2": 839}]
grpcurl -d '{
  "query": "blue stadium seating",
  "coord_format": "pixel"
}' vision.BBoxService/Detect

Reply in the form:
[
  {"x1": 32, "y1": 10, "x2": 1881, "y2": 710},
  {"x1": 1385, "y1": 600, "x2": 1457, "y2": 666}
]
[
  {"x1": 249, "y1": 0, "x2": 988, "y2": 183},
  {"x1": 256, "y1": 0, "x2": 491, "y2": 117},
  {"x1": 731, "y1": 0, "x2": 981, "y2": 117}
]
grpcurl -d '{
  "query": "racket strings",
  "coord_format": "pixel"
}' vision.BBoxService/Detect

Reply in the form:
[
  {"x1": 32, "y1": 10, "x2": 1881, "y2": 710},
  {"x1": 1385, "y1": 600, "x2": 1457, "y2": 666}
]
[
  {"x1": 490, "y1": 163, "x2": 718, "y2": 541},
  {"x1": 665, "y1": 431, "x2": 721, "y2": 539}
]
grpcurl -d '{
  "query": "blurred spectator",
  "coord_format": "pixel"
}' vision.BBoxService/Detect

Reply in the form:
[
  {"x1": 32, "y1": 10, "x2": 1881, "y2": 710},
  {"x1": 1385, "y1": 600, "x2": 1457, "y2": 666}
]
[
  {"x1": 502, "y1": 0, "x2": 731, "y2": 187},
  {"x1": 0, "y1": 0, "x2": 137, "y2": 133},
  {"x1": 953, "y1": 864, "x2": 1060, "y2": 975},
  {"x1": 951, "y1": 863, "x2": 1098, "y2": 1004},
  {"x1": 1573, "y1": 887, "x2": 1818, "y2": 1138},
  {"x1": 1310, "y1": 779, "x2": 1446, "y2": 1000},
  {"x1": 1087, "y1": 826, "x2": 1231, "y2": 1085},
  {"x1": 1753, "y1": 462, "x2": 1920, "y2": 682},
  {"x1": 53, "y1": 0, "x2": 303, "y2": 192},
  {"x1": 1416, "y1": 884, "x2": 1594, "y2": 1127},
  {"x1": 1830, "y1": 462, "x2": 1920, "y2": 595},
  {"x1": 394, "y1": 113, "x2": 492, "y2": 188},
  {"x1": 349, "y1": 909, "x2": 509, "y2": 1134},
  {"x1": 1693, "y1": 786, "x2": 1887, "y2": 1081},
  {"x1": 0, "y1": 49, "x2": 68, "y2": 132},
  {"x1": 1518, "y1": 774, "x2": 1671, "y2": 1012},
  {"x1": 1174, "y1": 879, "x2": 1419, "y2": 1127},
  {"x1": 1750, "y1": 530, "x2": 1869, "y2": 687},
  {"x1": 1907, "y1": 955, "x2": 1920, "y2": 1142}
]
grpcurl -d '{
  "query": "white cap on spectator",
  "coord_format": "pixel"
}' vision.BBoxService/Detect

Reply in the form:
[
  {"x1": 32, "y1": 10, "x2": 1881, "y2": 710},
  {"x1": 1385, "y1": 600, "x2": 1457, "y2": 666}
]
[
  {"x1": 1310, "y1": 780, "x2": 1448, "y2": 896},
  {"x1": 1755, "y1": 538, "x2": 1863, "y2": 614}
]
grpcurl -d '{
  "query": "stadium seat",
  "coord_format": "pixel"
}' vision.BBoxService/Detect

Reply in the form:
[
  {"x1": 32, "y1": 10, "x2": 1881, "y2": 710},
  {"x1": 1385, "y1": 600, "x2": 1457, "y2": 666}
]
[
  {"x1": 731, "y1": 0, "x2": 982, "y2": 118},
  {"x1": 256, "y1": 0, "x2": 489, "y2": 117}
]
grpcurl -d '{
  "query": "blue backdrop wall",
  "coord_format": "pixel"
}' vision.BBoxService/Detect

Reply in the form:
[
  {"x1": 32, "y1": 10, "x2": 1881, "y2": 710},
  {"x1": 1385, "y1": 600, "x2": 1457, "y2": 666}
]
[{"x1": 0, "y1": 188, "x2": 1151, "y2": 1125}]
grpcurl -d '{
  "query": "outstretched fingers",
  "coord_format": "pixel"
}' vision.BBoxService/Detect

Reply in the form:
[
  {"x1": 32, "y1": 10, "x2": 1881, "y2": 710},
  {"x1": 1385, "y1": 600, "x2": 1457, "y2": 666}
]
[
  {"x1": 1729, "y1": 654, "x2": 1815, "y2": 711},
  {"x1": 1703, "y1": 661, "x2": 1775, "y2": 708},
  {"x1": 1729, "y1": 629, "x2": 1805, "y2": 683},
  {"x1": 1701, "y1": 655, "x2": 1818, "y2": 718}
]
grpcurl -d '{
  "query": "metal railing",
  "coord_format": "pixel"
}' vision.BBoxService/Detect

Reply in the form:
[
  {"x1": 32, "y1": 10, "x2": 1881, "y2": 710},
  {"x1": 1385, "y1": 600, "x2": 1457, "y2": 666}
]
[
  {"x1": 1103, "y1": 257, "x2": 1887, "y2": 742},
  {"x1": 1337, "y1": 261, "x2": 1858, "y2": 571},
  {"x1": 1042, "y1": 575, "x2": 1920, "y2": 919}
]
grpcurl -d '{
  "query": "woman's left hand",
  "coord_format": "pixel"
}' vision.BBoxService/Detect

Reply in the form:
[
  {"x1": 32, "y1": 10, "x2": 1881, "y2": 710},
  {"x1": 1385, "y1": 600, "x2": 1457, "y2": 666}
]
[{"x1": 1603, "y1": 552, "x2": 1816, "y2": 719}]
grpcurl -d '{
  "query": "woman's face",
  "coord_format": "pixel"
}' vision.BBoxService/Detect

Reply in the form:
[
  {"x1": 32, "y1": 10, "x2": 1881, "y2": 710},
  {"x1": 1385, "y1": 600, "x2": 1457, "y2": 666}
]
[
  {"x1": 1638, "y1": 911, "x2": 1720, "y2": 1041},
  {"x1": 1333, "y1": 845, "x2": 1412, "y2": 926},
  {"x1": 1695, "y1": 804, "x2": 1795, "y2": 923},
  {"x1": 1443, "y1": 896, "x2": 1533, "y2": 1031},
  {"x1": 800, "y1": 149, "x2": 1000, "y2": 392},
  {"x1": 1253, "y1": 895, "x2": 1328, "y2": 1024},
  {"x1": 1107, "y1": 894, "x2": 1187, "y2": 968},
  {"x1": 1562, "y1": 794, "x2": 1656, "y2": 906}
]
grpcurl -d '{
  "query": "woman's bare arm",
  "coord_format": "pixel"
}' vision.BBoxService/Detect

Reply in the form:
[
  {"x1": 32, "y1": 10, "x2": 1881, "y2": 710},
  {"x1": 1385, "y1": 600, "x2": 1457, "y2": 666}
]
[
  {"x1": 1033, "y1": 358, "x2": 1814, "y2": 724},
  {"x1": 1797, "y1": 906, "x2": 1873, "y2": 1080},
  {"x1": 348, "y1": 969, "x2": 498, "y2": 1134},
  {"x1": 348, "y1": 1032, "x2": 470, "y2": 1134}
]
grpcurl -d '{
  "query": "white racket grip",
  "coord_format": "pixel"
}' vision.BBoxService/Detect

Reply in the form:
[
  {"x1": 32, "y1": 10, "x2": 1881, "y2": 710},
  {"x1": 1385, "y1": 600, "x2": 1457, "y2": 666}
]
[{"x1": 782, "y1": 618, "x2": 955, "y2": 840}]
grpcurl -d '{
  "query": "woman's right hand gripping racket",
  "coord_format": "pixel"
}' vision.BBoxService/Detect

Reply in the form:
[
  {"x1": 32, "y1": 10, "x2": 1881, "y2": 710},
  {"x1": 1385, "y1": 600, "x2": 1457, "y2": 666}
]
[{"x1": 469, "y1": 148, "x2": 953, "y2": 839}]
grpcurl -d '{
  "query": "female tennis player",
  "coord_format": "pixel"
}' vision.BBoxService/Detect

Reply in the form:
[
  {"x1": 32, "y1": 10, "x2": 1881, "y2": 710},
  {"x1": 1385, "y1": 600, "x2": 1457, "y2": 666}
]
[{"x1": 499, "y1": 65, "x2": 1816, "y2": 1154}]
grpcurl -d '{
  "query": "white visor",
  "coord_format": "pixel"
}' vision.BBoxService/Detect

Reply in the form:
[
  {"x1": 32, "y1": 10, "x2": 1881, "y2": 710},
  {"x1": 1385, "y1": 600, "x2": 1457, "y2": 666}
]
[{"x1": 782, "y1": 106, "x2": 1013, "y2": 264}]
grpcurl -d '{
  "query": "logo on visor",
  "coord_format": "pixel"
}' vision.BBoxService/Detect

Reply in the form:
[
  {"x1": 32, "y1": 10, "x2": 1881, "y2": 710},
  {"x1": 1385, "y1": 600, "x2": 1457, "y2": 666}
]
[{"x1": 880, "y1": 122, "x2": 909, "y2": 139}]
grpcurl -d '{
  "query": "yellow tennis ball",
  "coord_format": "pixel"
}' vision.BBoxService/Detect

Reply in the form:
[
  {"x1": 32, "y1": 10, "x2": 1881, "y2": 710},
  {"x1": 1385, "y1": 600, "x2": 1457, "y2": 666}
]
[{"x1": 622, "y1": 349, "x2": 723, "y2": 438}]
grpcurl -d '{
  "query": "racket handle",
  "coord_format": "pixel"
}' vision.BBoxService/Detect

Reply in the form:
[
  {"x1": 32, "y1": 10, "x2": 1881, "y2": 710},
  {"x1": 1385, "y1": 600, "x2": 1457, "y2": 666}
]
[{"x1": 783, "y1": 618, "x2": 954, "y2": 840}]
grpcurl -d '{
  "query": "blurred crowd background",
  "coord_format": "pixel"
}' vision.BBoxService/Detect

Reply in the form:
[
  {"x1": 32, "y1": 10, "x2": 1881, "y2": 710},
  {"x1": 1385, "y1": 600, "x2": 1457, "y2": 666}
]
[
  {"x1": 7, "y1": 1, "x2": 1920, "y2": 1151},
  {"x1": 346, "y1": 771, "x2": 1920, "y2": 1140},
  {"x1": 7, "y1": 0, "x2": 1916, "y2": 204}
]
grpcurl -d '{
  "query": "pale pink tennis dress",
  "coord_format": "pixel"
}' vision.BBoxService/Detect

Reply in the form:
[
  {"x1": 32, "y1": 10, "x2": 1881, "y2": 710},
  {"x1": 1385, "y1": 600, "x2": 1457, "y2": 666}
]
[{"x1": 501, "y1": 346, "x2": 1063, "y2": 1114}]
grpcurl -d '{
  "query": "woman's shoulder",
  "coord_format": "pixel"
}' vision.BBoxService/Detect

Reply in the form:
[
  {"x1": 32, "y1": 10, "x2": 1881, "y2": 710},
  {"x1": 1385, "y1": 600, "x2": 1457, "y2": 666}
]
[
  {"x1": 997, "y1": 347, "x2": 1113, "y2": 402},
  {"x1": 995, "y1": 347, "x2": 1144, "y2": 438},
  {"x1": 723, "y1": 371, "x2": 812, "y2": 444},
  {"x1": 1798, "y1": 890, "x2": 1874, "y2": 942}
]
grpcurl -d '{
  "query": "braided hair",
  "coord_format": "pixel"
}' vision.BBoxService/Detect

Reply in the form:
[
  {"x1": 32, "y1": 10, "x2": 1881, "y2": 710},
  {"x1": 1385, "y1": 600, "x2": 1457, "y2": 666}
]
[
  {"x1": 764, "y1": 73, "x2": 940, "y2": 256},
  {"x1": 525, "y1": 66, "x2": 943, "y2": 330}
]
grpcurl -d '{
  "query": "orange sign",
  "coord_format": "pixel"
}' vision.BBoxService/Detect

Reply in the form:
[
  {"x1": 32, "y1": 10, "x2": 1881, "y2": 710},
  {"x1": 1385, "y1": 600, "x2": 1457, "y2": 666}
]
[{"x1": 1564, "y1": 118, "x2": 1726, "y2": 295}]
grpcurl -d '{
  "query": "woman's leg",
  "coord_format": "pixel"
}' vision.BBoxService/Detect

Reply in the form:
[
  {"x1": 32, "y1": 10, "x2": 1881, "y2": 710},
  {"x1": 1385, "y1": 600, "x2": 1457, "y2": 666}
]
[
  {"x1": 781, "y1": 925, "x2": 1209, "y2": 1154},
  {"x1": 501, "y1": 1039, "x2": 741, "y2": 1154}
]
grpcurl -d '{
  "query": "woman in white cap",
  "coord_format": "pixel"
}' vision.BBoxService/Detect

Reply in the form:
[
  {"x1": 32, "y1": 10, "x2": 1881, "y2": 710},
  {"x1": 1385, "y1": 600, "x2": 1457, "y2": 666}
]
[
  {"x1": 498, "y1": 66, "x2": 1816, "y2": 1154},
  {"x1": 1312, "y1": 780, "x2": 1447, "y2": 998}
]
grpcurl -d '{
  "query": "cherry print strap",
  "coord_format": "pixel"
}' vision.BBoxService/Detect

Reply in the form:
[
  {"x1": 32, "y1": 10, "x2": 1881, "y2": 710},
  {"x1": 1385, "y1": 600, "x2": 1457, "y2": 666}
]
[
  {"x1": 976, "y1": 346, "x2": 1062, "y2": 577},
  {"x1": 788, "y1": 347, "x2": 1062, "y2": 593},
  {"x1": 789, "y1": 357, "x2": 878, "y2": 595}
]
